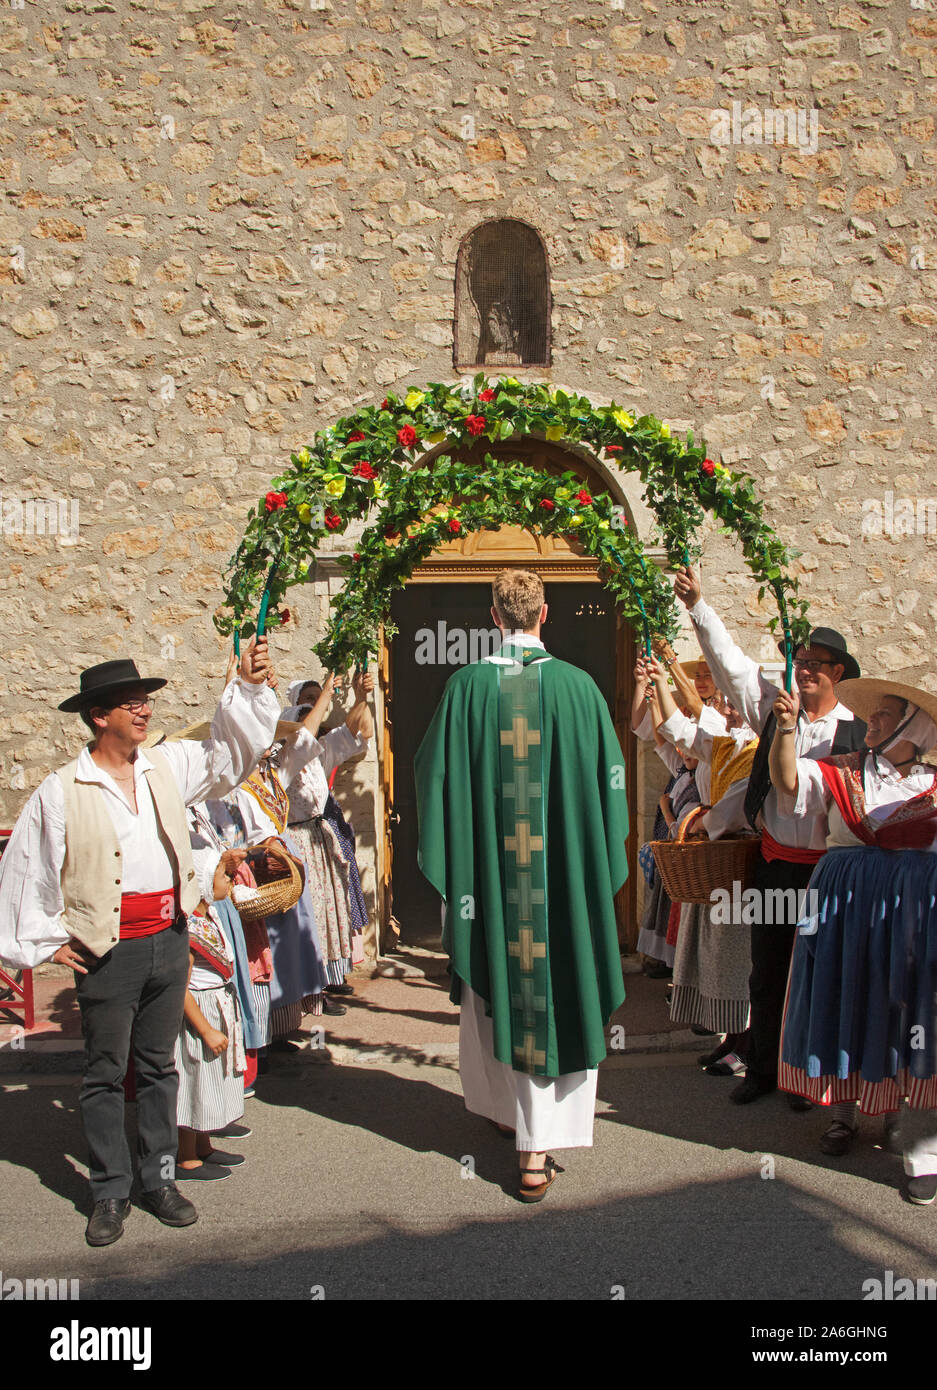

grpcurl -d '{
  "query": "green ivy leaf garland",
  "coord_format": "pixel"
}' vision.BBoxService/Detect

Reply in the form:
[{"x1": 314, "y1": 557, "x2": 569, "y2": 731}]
[{"x1": 216, "y1": 376, "x2": 810, "y2": 672}]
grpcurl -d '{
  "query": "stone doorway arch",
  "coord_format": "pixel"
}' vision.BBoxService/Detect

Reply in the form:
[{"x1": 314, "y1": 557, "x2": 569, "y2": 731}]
[{"x1": 378, "y1": 437, "x2": 641, "y2": 954}]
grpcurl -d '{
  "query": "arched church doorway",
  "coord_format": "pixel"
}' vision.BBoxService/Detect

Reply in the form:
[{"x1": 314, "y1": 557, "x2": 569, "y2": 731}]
[{"x1": 379, "y1": 438, "x2": 639, "y2": 953}]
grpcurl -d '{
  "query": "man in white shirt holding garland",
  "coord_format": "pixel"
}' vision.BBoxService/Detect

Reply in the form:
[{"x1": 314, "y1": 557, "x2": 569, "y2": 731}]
[
  {"x1": 0, "y1": 642, "x2": 279, "y2": 1246},
  {"x1": 674, "y1": 565, "x2": 866, "y2": 1107}
]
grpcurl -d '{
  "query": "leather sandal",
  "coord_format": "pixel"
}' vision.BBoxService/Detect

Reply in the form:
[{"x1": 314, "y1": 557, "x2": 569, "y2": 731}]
[{"x1": 518, "y1": 1155, "x2": 564, "y2": 1203}]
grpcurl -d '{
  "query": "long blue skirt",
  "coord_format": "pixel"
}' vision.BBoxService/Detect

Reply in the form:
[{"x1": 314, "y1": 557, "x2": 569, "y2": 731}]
[{"x1": 779, "y1": 846, "x2": 937, "y2": 1114}]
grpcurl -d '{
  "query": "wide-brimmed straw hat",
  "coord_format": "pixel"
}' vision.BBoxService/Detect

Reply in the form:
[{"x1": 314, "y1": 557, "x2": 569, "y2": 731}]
[
  {"x1": 679, "y1": 658, "x2": 712, "y2": 681},
  {"x1": 835, "y1": 678, "x2": 937, "y2": 742}
]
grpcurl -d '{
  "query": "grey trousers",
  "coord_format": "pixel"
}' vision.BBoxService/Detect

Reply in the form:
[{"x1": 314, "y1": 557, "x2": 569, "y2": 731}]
[{"x1": 75, "y1": 920, "x2": 189, "y2": 1201}]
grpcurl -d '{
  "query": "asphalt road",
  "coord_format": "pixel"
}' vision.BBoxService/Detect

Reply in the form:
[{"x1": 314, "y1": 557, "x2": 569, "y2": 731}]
[{"x1": 2, "y1": 1050, "x2": 935, "y2": 1304}]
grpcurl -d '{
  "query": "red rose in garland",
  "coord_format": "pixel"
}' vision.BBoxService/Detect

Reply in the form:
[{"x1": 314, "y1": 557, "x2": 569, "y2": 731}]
[
  {"x1": 381, "y1": 398, "x2": 390, "y2": 411},
  {"x1": 347, "y1": 430, "x2": 366, "y2": 443},
  {"x1": 264, "y1": 490, "x2": 287, "y2": 512},
  {"x1": 702, "y1": 458, "x2": 716, "y2": 476},
  {"x1": 478, "y1": 389, "x2": 495, "y2": 403},
  {"x1": 448, "y1": 518, "x2": 461, "y2": 534},
  {"x1": 574, "y1": 488, "x2": 592, "y2": 505},
  {"x1": 539, "y1": 498, "x2": 555, "y2": 511},
  {"x1": 397, "y1": 425, "x2": 418, "y2": 449},
  {"x1": 606, "y1": 445, "x2": 622, "y2": 454},
  {"x1": 465, "y1": 414, "x2": 486, "y2": 436},
  {"x1": 324, "y1": 508, "x2": 342, "y2": 531},
  {"x1": 352, "y1": 461, "x2": 377, "y2": 479}
]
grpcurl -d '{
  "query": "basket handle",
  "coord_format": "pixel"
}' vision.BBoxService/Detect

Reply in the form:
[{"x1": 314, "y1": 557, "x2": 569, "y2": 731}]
[
  {"x1": 675, "y1": 804, "x2": 710, "y2": 843},
  {"x1": 264, "y1": 838, "x2": 306, "y2": 891}
]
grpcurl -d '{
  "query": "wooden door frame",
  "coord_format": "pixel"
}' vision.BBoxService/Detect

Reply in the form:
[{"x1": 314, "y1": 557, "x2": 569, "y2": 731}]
[{"x1": 377, "y1": 438, "x2": 642, "y2": 955}]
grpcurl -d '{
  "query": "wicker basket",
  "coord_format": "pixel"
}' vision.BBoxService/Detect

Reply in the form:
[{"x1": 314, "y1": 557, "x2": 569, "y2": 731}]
[
  {"x1": 650, "y1": 805, "x2": 762, "y2": 905},
  {"x1": 231, "y1": 841, "x2": 304, "y2": 922}
]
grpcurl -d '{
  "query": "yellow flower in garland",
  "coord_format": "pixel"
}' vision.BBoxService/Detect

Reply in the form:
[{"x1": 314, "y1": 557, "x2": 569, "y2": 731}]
[
  {"x1": 612, "y1": 409, "x2": 634, "y2": 431},
  {"x1": 554, "y1": 486, "x2": 571, "y2": 501},
  {"x1": 325, "y1": 476, "x2": 346, "y2": 498},
  {"x1": 545, "y1": 424, "x2": 565, "y2": 441},
  {"x1": 372, "y1": 478, "x2": 385, "y2": 498},
  {"x1": 569, "y1": 514, "x2": 583, "y2": 527},
  {"x1": 297, "y1": 503, "x2": 312, "y2": 524},
  {"x1": 659, "y1": 422, "x2": 671, "y2": 439},
  {"x1": 296, "y1": 448, "x2": 311, "y2": 465},
  {"x1": 598, "y1": 519, "x2": 610, "y2": 531},
  {"x1": 714, "y1": 462, "x2": 731, "y2": 479},
  {"x1": 405, "y1": 389, "x2": 425, "y2": 410},
  {"x1": 427, "y1": 430, "x2": 446, "y2": 443}
]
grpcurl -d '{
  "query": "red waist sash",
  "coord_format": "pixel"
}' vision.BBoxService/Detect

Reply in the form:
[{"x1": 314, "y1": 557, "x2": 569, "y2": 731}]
[
  {"x1": 120, "y1": 888, "x2": 177, "y2": 939},
  {"x1": 760, "y1": 830, "x2": 823, "y2": 866}
]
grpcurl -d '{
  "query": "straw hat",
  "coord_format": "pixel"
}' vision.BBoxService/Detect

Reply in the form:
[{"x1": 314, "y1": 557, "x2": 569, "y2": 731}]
[
  {"x1": 835, "y1": 678, "x2": 937, "y2": 748},
  {"x1": 678, "y1": 658, "x2": 712, "y2": 681}
]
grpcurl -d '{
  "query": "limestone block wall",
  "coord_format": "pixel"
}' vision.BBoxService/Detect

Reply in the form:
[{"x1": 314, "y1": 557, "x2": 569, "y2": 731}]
[{"x1": 1, "y1": 0, "x2": 934, "y2": 861}]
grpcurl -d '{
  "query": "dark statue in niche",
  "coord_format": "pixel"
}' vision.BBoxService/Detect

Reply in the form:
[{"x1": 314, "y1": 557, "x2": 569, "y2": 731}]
[{"x1": 455, "y1": 220, "x2": 551, "y2": 369}]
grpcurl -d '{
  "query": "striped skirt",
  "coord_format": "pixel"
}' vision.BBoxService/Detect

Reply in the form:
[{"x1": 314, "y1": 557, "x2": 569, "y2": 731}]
[
  {"x1": 780, "y1": 846, "x2": 937, "y2": 1115},
  {"x1": 670, "y1": 901, "x2": 751, "y2": 1034},
  {"x1": 175, "y1": 982, "x2": 245, "y2": 1133}
]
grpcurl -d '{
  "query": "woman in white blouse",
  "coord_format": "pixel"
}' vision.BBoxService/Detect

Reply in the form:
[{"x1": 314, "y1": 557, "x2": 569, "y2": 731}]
[
  {"x1": 770, "y1": 677, "x2": 937, "y2": 1205},
  {"x1": 278, "y1": 672, "x2": 374, "y2": 994}
]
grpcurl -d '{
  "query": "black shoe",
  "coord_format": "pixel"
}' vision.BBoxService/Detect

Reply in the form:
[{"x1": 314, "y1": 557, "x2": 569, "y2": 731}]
[
  {"x1": 698, "y1": 1040, "x2": 731, "y2": 1067},
  {"x1": 198, "y1": 1148, "x2": 245, "y2": 1166},
  {"x1": 819, "y1": 1121, "x2": 856, "y2": 1156},
  {"x1": 326, "y1": 983, "x2": 354, "y2": 996},
  {"x1": 321, "y1": 994, "x2": 347, "y2": 1016},
  {"x1": 212, "y1": 1121, "x2": 252, "y2": 1138},
  {"x1": 141, "y1": 1183, "x2": 198, "y2": 1225},
  {"x1": 905, "y1": 1174, "x2": 937, "y2": 1205},
  {"x1": 644, "y1": 963, "x2": 673, "y2": 979},
  {"x1": 786, "y1": 1093, "x2": 813, "y2": 1112},
  {"x1": 85, "y1": 1198, "x2": 131, "y2": 1248},
  {"x1": 730, "y1": 1076, "x2": 776, "y2": 1105},
  {"x1": 174, "y1": 1163, "x2": 232, "y2": 1182},
  {"x1": 269, "y1": 1038, "x2": 300, "y2": 1053}
]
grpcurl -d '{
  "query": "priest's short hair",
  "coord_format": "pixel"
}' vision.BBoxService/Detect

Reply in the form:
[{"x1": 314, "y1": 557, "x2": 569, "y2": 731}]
[{"x1": 492, "y1": 569, "x2": 544, "y2": 630}]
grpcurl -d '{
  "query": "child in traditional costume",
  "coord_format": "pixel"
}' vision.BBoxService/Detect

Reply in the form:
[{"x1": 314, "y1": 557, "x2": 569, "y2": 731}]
[
  {"x1": 175, "y1": 900, "x2": 247, "y2": 1180},
  {"x1": 770, "y1": 678, "x2": 937, "y2": 1202}
]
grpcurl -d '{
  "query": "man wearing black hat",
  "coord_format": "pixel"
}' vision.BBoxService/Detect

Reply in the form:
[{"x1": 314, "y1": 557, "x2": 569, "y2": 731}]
[
  {"x1": 0, "y1": 640, "x2": 278, "y2": 1244},
  {"x1": 674, "y1": 568, "x2": 866, "y2": 1106}
]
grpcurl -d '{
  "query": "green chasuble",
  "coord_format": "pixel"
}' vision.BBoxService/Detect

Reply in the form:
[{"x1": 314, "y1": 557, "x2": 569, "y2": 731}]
[{"x1": 414, "y1": 641, "x2": 628, "y2": 1077}]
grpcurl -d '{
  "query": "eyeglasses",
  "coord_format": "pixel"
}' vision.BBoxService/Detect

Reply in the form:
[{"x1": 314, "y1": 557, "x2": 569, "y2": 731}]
[
  {"x1": 114, "y1": 698, "x2": 155, "y2": 713},
  {"x1": 792, "y1": 659, "x2": 836, "y2": 675}
]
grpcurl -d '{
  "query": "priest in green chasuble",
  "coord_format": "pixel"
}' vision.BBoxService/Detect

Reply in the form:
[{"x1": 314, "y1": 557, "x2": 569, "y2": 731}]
[{"x1": 415, "y1": 569, "x2": 629, "y2": 1201}]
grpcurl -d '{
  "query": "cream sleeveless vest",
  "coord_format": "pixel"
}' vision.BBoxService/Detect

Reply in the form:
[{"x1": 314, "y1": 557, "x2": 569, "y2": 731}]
[{"x1": 57, "y1": 750, "x2": 199, "y2": 956}]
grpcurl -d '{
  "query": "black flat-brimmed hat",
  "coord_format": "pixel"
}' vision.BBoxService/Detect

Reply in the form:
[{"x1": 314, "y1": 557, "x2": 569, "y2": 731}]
[
  {"x1": 58, "y1": 660, "x2": 167, "y2": 713},
  {"x1": 777, "y1": 626, "x2": 860, "y2": 682}
]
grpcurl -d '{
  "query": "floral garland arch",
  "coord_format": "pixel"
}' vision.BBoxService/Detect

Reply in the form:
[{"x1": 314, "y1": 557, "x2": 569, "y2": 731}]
[{"x1": 217, "y1": 376, "x2": 809, "y2": 681}]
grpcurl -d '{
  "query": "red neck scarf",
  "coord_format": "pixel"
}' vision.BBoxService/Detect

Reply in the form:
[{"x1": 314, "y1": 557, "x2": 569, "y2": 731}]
[{"x1": 819, "y1": 753, "x2": 937, "y2": 851}]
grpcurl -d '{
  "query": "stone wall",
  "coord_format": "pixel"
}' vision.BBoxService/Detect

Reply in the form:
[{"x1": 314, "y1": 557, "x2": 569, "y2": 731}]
[{"x1": 1, "y1": 1, "x2": 935, "y2": 922}]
